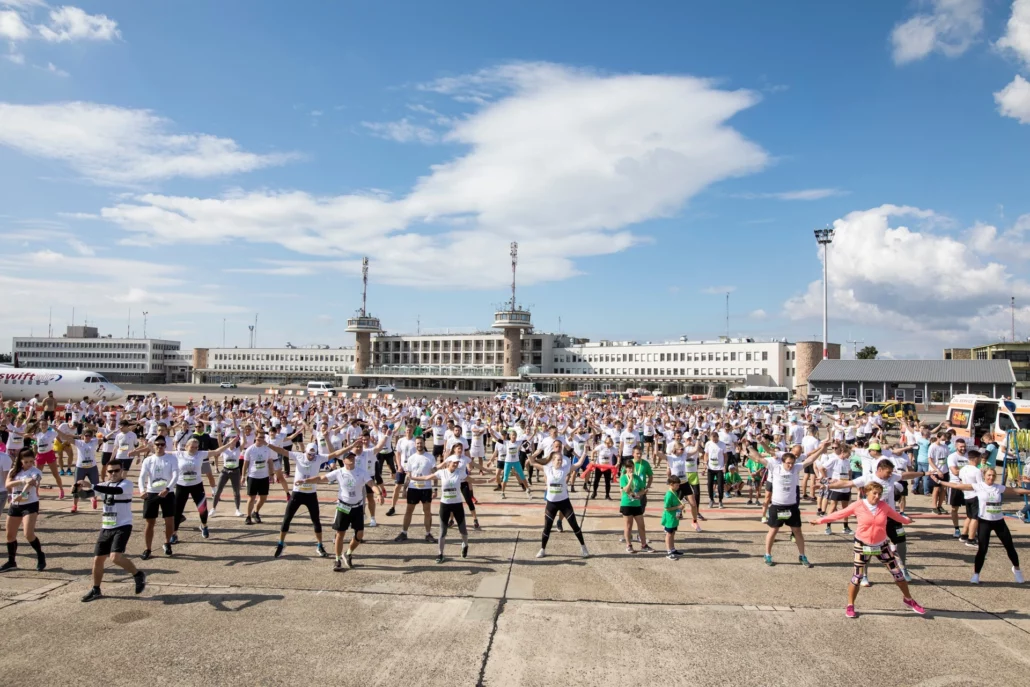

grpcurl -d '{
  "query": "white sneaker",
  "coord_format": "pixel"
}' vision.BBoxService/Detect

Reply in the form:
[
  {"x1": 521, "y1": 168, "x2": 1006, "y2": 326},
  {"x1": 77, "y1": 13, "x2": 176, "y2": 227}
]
[
  {"x1": 235, "y1": 508, "x2": 243, "y2": 517},
  {"x1": 368, "y1": 518, "x2": 378, "y2": 528},
  {"x1": 535, "y1": 548, "x2": 546, "y2": 558},
  {"x1": 860, "y1": 576, "x2": 871, "y2": 587},
  {"x1": 1014, "y1": 568, "x2": 1025, "y2": 584},
  {"x1": 209, "y1": 508, "x2": 217, "y2": 518},
  {"x1": 970, "y1": 573, "x2": 980, "y2": 584},
  {"x1": 580, "y1": 545, "x2": 590, "y2": 558}
]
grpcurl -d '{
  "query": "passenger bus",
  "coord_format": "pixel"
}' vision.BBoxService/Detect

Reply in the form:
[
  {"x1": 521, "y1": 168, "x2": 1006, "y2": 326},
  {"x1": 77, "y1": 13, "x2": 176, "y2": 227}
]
[{"x1": 723, "y1": 386, "x2": 790, "y2": 408}]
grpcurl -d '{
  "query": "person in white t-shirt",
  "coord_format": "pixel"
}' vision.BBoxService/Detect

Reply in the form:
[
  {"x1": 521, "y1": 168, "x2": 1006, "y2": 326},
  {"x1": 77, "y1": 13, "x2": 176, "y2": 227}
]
[{"x1": 297, "y1": 449, "x2": 373, "y2": 571}]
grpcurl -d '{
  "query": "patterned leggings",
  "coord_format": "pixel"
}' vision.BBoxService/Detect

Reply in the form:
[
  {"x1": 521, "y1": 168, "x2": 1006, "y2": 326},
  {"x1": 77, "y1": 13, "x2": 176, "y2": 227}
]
[{"x1": 851, "y1": 539, "x2": 903, "y2": 585}]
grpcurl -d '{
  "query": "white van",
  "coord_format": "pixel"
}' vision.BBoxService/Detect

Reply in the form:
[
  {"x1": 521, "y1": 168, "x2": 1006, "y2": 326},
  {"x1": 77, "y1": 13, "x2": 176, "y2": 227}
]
[{"x1": 306, "y1": 381, "x2": 336, "y2": 396}]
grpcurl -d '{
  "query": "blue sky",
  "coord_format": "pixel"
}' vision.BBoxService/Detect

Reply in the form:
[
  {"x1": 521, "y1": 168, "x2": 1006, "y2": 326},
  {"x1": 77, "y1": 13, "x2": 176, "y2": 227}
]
[{"x1": 1, "y1": 0, "x2": 1029, "y2": 357}]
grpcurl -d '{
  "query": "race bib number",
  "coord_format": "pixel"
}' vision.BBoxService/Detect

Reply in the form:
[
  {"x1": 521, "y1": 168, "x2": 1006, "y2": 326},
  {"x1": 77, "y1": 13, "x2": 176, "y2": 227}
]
[
  {"x1": 182, "y1": 470, "x2": 198, "y2": 484},
  {"x1": 777, "y1": 509, "x2": 791, "y2": 520},
  {"x1": 223, "y1": 458, "x2": 239, "y2": 469},
  {"x1": 894, "y1": 527, "x2": 906, "y2": 537},
  {"x1": 253, "y1": 460, "x2": 266, "y2": 470},
  {"x1": 986, "y1": 500, "x2": 1002, "y2": 515},
  {"x1": 81, "y1": 459, "x2": 95, "y2": 468},
  {"x1": 296, "y1": 482, "x2": 314, "y2": 493},
  {"x1": 861, "y1": 544, "x2": 880, "y2": 556},
  {"x1": 336, "y1": 503, "x2": 351, "y2": 515},
  {"x1": 443, "y1": 487, "x2": 458, "y2": 499},
  {"x1": 101, "y1": 513, "x2": 118, "y2": 528},
  {"x1": 151, "y1": 479, "x2": 168, "y2": 490},
  {"x1": 548, "y1": 483, "x2": 563, "y2": 495}
]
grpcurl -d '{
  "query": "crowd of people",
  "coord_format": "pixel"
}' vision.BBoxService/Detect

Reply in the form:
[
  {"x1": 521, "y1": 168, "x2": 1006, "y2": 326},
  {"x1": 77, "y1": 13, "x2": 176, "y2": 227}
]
[{"x1": 2, "y1": 389, "x2": 1029, "y2": 617}]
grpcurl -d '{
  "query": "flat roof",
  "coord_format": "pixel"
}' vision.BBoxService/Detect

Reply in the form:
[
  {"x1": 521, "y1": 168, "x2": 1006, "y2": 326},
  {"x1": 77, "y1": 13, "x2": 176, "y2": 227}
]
[{"x1": 809, "y1": 359, "x2": 1015, "y2": 384}]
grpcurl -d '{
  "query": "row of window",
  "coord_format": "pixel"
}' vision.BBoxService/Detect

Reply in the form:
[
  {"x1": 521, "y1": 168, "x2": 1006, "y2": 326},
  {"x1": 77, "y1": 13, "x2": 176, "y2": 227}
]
[
  {"x1": 25, "y1": 362, "x2": 147, "y2": 370},
  {"x1": 16, "y1": 341, "x2": 152, "y2": 350},
  {"x1": 375, "y1": 338, "x2": 544, "y2": 352},
  {"x1": 213, "y1": 353, "x2": 355, "y2": 362},
  {"x1": 551, "y1": 367, "x2": 772, "y2": 377},
  {"x1": 213, "y1": 364, "x2": 354, "y2": 372},
  {"x1": 559, "y1": 350, "x2": 772, "y2": 364},
  {"x1": 18, "y1": 352, "x2": 149, "y2": 361}
]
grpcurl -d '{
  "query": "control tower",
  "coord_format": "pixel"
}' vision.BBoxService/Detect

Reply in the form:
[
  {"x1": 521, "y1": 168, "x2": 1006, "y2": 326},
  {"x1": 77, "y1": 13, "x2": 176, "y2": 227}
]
[
  {"x1": 346, "y1": 257, "x2": 381, "y2": 375},
  {"x1": 492, "y1": 242, "x2": 533, "y2": 377}
]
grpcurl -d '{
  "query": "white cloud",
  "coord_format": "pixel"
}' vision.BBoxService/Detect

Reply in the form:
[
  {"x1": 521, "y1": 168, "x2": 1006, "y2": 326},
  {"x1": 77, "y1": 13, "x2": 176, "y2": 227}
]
[
  {"x1": 998, "y1": 0, "x2": 1030, "y2": 68},
  {"x1": 4, "y1": 42, "x2": 24, "y2": 63},
  {"x1": 734, "y1": 188, "x2": 845, "y2": 201},
  {"x1": 0, "y1": 248, "x2": 245, "y2": 338},
  {"x1": 0, "y1": 9, "x2": 30, "y2": 39},
  {"x1": 42, "y1": 60, "x2": 67, "y2": 76},
  {"x1": 749, "y1": 309, "x2": 768, "y2": 319},
  {"x1": 0, "y1": 101, "x2": 297, "y2": 185},
  {"x1": 38, "y1": 6, "x2": 119, "y2": 42},
  {"x1": 891, "y1": 0, "x2": 984, "y2": 64},
  {"x1": 702, "y1": 286, "x2": 736, "y2": 295},
  {"x1": 995, "y1": 74, "x2": 1030, "y2": 123},
  {"x1": 966, "y1": 214, "x2": 1030, "y2": 259},
  {"x1": 94, "y1": 62, "x2": 769, "y2": 289},
  {"x1": 361, "y1": 118, "x2": 439, "y2": 144},
  {"x1": 783, "y1": 204, "x2": 1030, "y2": 342}
]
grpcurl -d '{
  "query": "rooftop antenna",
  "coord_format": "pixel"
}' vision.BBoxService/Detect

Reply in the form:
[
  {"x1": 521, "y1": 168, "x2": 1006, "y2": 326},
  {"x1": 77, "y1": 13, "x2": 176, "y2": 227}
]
[
  {"x1": 127, "y1": 308, "x2": 131, "y2": 338},
  {"x1": 416, "y1": 314, "x2": 420, "y2": 336},
  {"x1": 254, "y1": 313, "x2": 259, "y2": 348},
  {"x1": 248, "y1": 325, "x2": 255, "y2": 348},
  {"x1": 361, "y1": 257, "x2": 369, "y2": 316},
  {"x1": 510, "y1": 241, "x2": 518, "y2": 311},
  {"x1": 725, "y1": 292, "x2": 730, "y2": 338},
  {"x1": 1012, "y1": 296, "x2": 1016, "y2": 342},
  {"x1": 847, "y1": 337, "x2": 864, "y2": 357},
  {"x1": 48, "y1": 307, "x2": 52, "y2": 338}
]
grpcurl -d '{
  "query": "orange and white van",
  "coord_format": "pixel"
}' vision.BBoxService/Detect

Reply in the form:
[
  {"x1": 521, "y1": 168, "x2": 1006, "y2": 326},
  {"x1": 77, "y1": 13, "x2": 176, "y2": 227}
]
[{"x1": 945, "y1": 394, "x2": 1030, "y2": 444}]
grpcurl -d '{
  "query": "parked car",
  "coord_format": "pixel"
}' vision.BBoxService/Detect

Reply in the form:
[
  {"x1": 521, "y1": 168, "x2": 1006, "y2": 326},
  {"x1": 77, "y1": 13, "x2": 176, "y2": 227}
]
[
  {"x1": 219, "y1": 382, "x2": 237, "y2": 389},
  {"x1": 375, "y1": 384, "x2": 396, "y2": 393},
  {"x1": 834, "y1": 398, "x2": 861, "y2": 411},
  {"x1": 495, "y1": 392, "x2": 514, "y2": 401}
]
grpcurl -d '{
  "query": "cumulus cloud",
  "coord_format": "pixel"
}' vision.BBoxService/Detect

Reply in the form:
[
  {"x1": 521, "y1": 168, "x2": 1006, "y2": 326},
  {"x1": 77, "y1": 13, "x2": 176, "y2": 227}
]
[
  {"x1": 891, "y1": 0, "x2": 984, "y2": 64},
  {"x1": 966, "y1": 214, "x2": 1030, "y2": 259},
  {"x1": 995, "y1": 74, "x2": 1030, "y2": 123},
  {"x1": 93, "y1": 62, "x2": 769, "y2": 289},
  {"x1": 0, "y1": 249, "x2": 245, "y2": 337},
  {"x1": 37, "y1": 5, "x2": 119, "y2": 42},
  {"x1": 749, "y1": 309, "x2": 768, "y2": 319},
  {"x1": 0, "y1": 101, "x2": 297, "y2": 185},
  {"x1": 998, "y1": 0, "x2": 1030, "y2": 68},
  {"x1": 0, "y1": 9, "x2": 30, "y2": 39},
  {"x1": 783, "y1": 205, "x2": 1030, "y2": 342}
]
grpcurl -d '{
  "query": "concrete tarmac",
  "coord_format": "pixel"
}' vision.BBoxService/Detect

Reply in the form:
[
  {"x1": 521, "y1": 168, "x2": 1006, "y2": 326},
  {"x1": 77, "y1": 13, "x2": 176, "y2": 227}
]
[{"x1": 2, "y1": 464, "x2": 1029, "y2": 686}]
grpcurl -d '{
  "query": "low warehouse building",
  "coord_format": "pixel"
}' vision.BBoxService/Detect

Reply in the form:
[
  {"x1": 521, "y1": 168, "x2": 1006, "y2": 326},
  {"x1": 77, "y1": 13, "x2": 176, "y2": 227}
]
[{"x1": 807, "y1": 360, "x2": 1016, "y2": 404}]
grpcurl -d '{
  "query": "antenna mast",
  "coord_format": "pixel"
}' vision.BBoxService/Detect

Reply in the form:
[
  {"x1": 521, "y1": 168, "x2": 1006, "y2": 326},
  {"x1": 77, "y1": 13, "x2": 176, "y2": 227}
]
[
  {"x1": 361, "y1": 257, "x2": 369, "y2": 317},
  {"x1": 510, "y1": 241, "x2": 518, "y2": 312}
]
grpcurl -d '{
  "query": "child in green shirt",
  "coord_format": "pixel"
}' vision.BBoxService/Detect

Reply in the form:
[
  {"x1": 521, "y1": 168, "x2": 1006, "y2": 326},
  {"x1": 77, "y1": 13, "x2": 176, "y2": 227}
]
[{"x1": 663, "y1": 475, "x2": 682, "y2": 560}]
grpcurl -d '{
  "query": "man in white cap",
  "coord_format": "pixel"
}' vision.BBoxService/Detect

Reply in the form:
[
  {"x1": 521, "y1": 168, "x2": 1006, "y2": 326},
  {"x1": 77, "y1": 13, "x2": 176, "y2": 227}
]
[{"x1": 268, "y1": 436, "x2": 352, "y2": 558}]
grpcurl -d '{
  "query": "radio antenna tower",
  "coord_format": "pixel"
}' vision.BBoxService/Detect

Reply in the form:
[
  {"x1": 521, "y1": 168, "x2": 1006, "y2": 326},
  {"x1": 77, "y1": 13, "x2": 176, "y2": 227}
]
[
  {"x1": 510, "y1": 241, "x2": 518, "y2": 312},
  {"x1": 361, "y1": 257, "x2": 369, "y2": 317}
]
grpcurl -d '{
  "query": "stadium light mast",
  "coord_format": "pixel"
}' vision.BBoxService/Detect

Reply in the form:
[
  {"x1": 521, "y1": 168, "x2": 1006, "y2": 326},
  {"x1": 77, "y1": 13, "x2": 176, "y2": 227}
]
[{"x1": 814, "y1": 227, "x2": 835, "y2": 359}]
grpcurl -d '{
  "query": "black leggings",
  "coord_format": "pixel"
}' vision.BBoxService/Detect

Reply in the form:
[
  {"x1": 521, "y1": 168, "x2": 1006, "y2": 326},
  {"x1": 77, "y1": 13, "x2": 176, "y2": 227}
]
[
  {"x1": 213, "y1": 467, "x2": 241, "y2": 509},
  {"x1": 460, "y1": 481, "x2": 476, "y2": 515},
  {"x1": 975, "y1": 518, "x2": 1020, "y2": 573},
  {"x1": 542, "y1": 499, "x2": 585, "y2": 549},
  {"x1": 174, "y1": 483, "x2": 208, "y2": 529},
  {"x1": 591, "y1": 469, "x2": 612, "y2": 497},
  {"x1": 439, "y1": 502, "x2": 467, "y2": 539},
  {"x1": 707, "y1": 470, "x2": 725, "y2": 502},
  {"x1": 280, "y1": 491, "x2": 322, "y2": 534}
]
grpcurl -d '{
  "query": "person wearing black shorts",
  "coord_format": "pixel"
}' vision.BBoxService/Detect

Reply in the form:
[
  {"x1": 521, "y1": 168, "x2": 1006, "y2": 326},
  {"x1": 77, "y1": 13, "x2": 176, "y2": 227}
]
[
  {"x1": 298, "y1": 450, "x2": 373, "y2": 570},
  {"x1": 78, "y1": 463, "x2": 146, "y2": 602},
  {"x1": 393, "y1": 437, "x2": 438, "y2": 543},
  {"x1": 131, "y1": 437, "x2": 179, "y2": 559}
]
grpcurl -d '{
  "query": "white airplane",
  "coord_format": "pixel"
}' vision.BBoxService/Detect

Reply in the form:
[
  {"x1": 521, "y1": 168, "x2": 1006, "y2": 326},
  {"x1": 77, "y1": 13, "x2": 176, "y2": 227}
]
[{"x1": 0, "y1": 369, "x2": 125, "y2": 402}]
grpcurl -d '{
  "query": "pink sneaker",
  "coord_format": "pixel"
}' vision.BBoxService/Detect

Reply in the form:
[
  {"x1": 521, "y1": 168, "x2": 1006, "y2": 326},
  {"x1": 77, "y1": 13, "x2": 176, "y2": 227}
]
[
  {"x1": 903, "y1": 598, "x2": 926, "y2": 615},
  {"x1": 70, "y1": 504, "x2": 77, "y2": 514},
  {"x1": 58, "y1": 489, "x2": 66, "y2": 501},
  {"x1": 845, "y1": 604, "x2": 856, "y2": 619}
]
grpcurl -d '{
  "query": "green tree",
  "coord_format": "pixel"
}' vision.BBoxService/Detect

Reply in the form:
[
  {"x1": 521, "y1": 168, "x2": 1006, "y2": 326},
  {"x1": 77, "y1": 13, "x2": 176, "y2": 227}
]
[{"x1": 856, "y1": 346, "x2": 878, "y2": 360}]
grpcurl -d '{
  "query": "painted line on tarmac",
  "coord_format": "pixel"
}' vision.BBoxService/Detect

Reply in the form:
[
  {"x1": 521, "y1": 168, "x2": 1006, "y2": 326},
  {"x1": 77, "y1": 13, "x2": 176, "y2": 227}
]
[{"x1": 475, "y1": 531, "x2": 518, "y2": 687}]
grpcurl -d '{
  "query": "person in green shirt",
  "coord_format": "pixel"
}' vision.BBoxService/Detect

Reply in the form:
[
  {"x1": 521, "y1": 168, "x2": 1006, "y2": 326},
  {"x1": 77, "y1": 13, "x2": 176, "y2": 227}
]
[
  {"x1": 662, "y1": 475, "x2": 683, "y2": 560},
  {"x1": 629, "y1": 447, "x2": 654, "y2": 546},
  {"x1": 619, "y1": 457, "x2": 652, "y2": 554}
]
